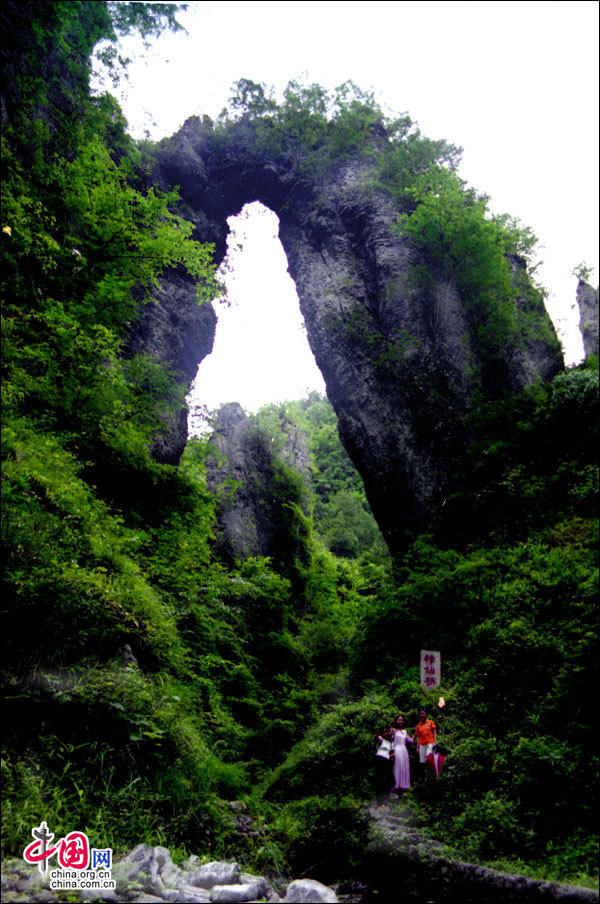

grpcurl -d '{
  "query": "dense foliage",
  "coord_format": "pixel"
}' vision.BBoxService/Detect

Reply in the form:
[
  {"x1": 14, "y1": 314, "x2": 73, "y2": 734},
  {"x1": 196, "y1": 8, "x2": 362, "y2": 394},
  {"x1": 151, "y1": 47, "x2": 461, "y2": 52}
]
[
  {"x1": 1, "y1": 2, "x2": 598, "y2": 894},
  {"x1": 2, "y1": 0, "x2": 270, "y2": 859},
  {"x1": 218, "y1": 77, "x2": 461, "y2": 186},
  {"x1": 252, "y1": 394, "x2": 387, "y2": 561},
  {"x1": 255, "y1": 377, "x2": 598, "y2": 884}
]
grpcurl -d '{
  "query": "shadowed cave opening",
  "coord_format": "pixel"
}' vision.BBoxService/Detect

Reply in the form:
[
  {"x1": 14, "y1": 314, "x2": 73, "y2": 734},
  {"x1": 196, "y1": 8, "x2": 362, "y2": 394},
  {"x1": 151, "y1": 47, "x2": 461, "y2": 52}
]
[{"x1": 187, "y1": 202, "x2": 326, "y2": 435}]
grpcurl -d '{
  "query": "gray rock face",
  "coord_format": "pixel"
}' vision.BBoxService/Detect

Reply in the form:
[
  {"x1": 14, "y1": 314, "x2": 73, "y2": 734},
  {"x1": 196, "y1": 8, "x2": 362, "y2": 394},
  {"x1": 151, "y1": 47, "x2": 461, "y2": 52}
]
[
  {"x1": 205, "y1": 403, "x2": 310, "y2": 563},
  {"x1": 101, "y1": 848, "x2": 256, "y2": 902},
  {"x1": 122, "y1": 271, "x2": 217, "y2": 465},
  {"x1": 576, "y1": 279, "x2": 599, "y2": 359},
  {"x1": 283, "y1": 879, "x2": 338, "y2": 902},
  {"x1": 205, "y1": 403, "x2": 271, "y2": 559},
  {"x1": 186, "y1": 860, "x2": 241, "y2": 889},
  {"x1": 209, "y1": 882, "x2": 263, "y2": 902},
  {"x1": 149, "y1": 116, "x2": 564, "y2": 552},
  {"x1": 172, "y1": 886, "x2": 211, "y2": 903}
]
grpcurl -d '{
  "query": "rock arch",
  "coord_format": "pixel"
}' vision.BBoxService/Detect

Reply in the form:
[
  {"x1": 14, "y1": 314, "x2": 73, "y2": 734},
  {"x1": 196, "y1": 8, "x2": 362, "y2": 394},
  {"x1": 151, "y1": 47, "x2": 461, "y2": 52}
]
[{"x1": 132, "y1": 115, "x2": 563, "y2": 554}]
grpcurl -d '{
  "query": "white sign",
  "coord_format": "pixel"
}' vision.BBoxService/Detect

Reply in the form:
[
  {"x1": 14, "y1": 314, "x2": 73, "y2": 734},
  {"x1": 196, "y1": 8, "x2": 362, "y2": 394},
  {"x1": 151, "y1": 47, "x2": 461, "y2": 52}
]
[{"x1": 420, "y1": 650, "x2": 441, "y2": 689}]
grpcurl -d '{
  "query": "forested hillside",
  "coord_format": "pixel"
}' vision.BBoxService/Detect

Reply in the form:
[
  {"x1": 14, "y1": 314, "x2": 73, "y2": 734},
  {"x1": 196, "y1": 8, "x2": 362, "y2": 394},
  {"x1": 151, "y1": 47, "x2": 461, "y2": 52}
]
[{"x1": 1, "y1": 1, "x2": 598, "y2": 898}]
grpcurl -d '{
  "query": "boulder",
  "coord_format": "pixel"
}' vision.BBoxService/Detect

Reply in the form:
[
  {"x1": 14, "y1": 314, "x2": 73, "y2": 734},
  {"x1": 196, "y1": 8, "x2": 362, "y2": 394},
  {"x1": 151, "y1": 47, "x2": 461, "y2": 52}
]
[
  {"x1": 210, "y1": 882, "x2": 263, "y2": 902},
  {"x1": 283, "y1": 878, "x2": 338, "y2": 903},
  {"x1": 185, "y1": 861, "x2": 241, "y2": 889},
  {"x1": 171, "y1": 886, "x2": 211, "y2": 903}
]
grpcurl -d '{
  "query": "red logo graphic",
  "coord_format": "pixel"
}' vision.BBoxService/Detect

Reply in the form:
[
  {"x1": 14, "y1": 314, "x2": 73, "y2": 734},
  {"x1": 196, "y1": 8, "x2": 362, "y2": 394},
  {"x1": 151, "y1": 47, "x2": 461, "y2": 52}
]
[{"x1": 24, "y1": 823, "x2": 90, "y2": 874}]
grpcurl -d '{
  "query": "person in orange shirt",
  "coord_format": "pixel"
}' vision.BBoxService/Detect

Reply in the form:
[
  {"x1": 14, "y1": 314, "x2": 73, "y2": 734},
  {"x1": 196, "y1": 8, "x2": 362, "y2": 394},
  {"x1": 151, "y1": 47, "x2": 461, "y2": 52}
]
[{"x1": 413, "y1": 708, "x2": 437, "y2": 771}]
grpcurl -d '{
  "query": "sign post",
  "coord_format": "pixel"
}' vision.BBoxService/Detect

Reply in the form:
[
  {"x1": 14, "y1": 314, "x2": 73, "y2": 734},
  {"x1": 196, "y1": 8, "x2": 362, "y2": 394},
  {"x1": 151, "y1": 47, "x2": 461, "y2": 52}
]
[{"x1": 420, "y1": 650, "x2": 441, "y2": 689}]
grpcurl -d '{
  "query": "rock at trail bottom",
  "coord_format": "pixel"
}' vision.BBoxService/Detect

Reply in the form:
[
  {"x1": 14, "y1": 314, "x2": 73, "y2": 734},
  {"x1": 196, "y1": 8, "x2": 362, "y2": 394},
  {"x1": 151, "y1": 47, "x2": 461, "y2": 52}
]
[
  {"x1": 80, "y1": 890, "x2": 119, "y2": 902},
  {"x1": 130, "y1": 895, "x2": 166, "y2": 904},
  {"x1": 283, "y1": 878, "x2": 338, "y2": 903},
  {"x1": 209, "y1": 881, "x2": 263, "y2": 902},
  {"x1": 171, "y1": 886, "x2": 211, "y2": 903},
  {"x1": 186, "y1": 861, "x2": 241, "y2": 889}
]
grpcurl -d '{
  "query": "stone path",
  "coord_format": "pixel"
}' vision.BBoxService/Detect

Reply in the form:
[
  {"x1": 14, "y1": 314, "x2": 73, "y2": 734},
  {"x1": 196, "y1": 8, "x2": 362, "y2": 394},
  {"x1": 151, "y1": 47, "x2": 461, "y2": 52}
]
[
  {"x1": 365, "y1": 800, "x2": 599, "y2": 904},
  {"x1": 367, "y1": 800, "x2": 445, "y2": 854}
]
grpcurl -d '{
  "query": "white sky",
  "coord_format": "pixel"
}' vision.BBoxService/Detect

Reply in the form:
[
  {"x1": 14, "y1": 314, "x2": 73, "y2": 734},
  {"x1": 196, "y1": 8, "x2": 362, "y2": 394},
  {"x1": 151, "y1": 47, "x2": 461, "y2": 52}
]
[{"x1": 103, "y1": 0, "x2": 599, "y2": 424}]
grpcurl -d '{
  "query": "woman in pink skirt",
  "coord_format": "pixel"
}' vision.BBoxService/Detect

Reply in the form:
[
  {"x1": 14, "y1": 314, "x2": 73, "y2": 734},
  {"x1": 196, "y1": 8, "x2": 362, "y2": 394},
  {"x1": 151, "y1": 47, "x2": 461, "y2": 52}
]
[{"x1": 391, "y1": 714, "x2": 414, "y2": 795}]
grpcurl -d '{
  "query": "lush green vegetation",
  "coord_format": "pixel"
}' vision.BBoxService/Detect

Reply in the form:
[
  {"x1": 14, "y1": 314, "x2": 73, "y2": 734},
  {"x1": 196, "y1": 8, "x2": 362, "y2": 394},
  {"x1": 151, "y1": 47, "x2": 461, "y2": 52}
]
[
  {"x1": 2, "y1": 0, "x2": 268, "y2": 859},
  {"x1": 218, "y1": 77, "x2": 461, "y2": 186},
  {"x1": 253, "y1": 377, "x2": 598, "y2": 885},
  {"x1": 394, "y1": 167, "x2": 561, "y2": 389},
  {"x1": 252, "y1": 394, "x2": 387, "y2": 561},
  {"x1": 1, "y1": 2, "x2": 598, "y2": 894}
]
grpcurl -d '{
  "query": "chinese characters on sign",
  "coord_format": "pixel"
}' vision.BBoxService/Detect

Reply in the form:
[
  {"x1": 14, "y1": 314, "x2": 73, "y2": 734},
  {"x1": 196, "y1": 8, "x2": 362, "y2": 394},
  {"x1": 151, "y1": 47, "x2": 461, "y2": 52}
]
[
  {"x1": 92, "y1": 849, "x2": 112, "y2": 870},
  {"x1": 420, "y1": 650, "x2": 441, "y2": 689}
]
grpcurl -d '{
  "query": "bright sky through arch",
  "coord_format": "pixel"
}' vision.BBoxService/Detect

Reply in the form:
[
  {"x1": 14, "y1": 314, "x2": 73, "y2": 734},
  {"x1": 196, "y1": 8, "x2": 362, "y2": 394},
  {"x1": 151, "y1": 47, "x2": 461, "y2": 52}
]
[
  {"x1": 97, "y1": 0, "x2": 599, "y2": 416},
  {"x1": 187, "y1": 204, "x2": 326, "y2": 434}
]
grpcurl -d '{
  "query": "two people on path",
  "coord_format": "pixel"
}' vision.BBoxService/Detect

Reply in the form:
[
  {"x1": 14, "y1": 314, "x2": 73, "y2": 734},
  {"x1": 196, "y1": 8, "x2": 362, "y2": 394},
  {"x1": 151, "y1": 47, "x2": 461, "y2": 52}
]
[{"x1": 373, "y1": 707, "x2": 441, "y2": 806}]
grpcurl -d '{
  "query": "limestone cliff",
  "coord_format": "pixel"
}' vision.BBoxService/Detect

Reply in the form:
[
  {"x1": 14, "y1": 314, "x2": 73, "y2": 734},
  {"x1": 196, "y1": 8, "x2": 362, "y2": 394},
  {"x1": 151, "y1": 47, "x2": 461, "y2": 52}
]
[
  {"x1": 122, "y1": 271, "x2": 217, "y2": 465},
  {"x1": 576, "y1": 279, "x2": 599, "y2": 360},
  {"x1": 148, "y1": 115, "x2": 564, "y2": 553},
  {"x1": 205, "y1": 403, "x2": 310, "y2": 568}
]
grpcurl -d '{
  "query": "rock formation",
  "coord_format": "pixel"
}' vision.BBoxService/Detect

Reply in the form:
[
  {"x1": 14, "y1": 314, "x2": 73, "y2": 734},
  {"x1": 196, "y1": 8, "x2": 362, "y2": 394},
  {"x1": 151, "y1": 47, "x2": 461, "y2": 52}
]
[
  {"x1": 576, "y1": 279, "x2": 599, "y2": 360},
  {"x1": 205, "y1": 403, "x2": 310, "y2": 565},
  {"x1": 144, "y1": 115, "x2": 564, "y2": 553},
  {"x1": 123, "y1": 271, "x2": 217, "y2": 465},
  {"x1": 0, "y1": 845, "x2": 340, "y2": 903}
]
